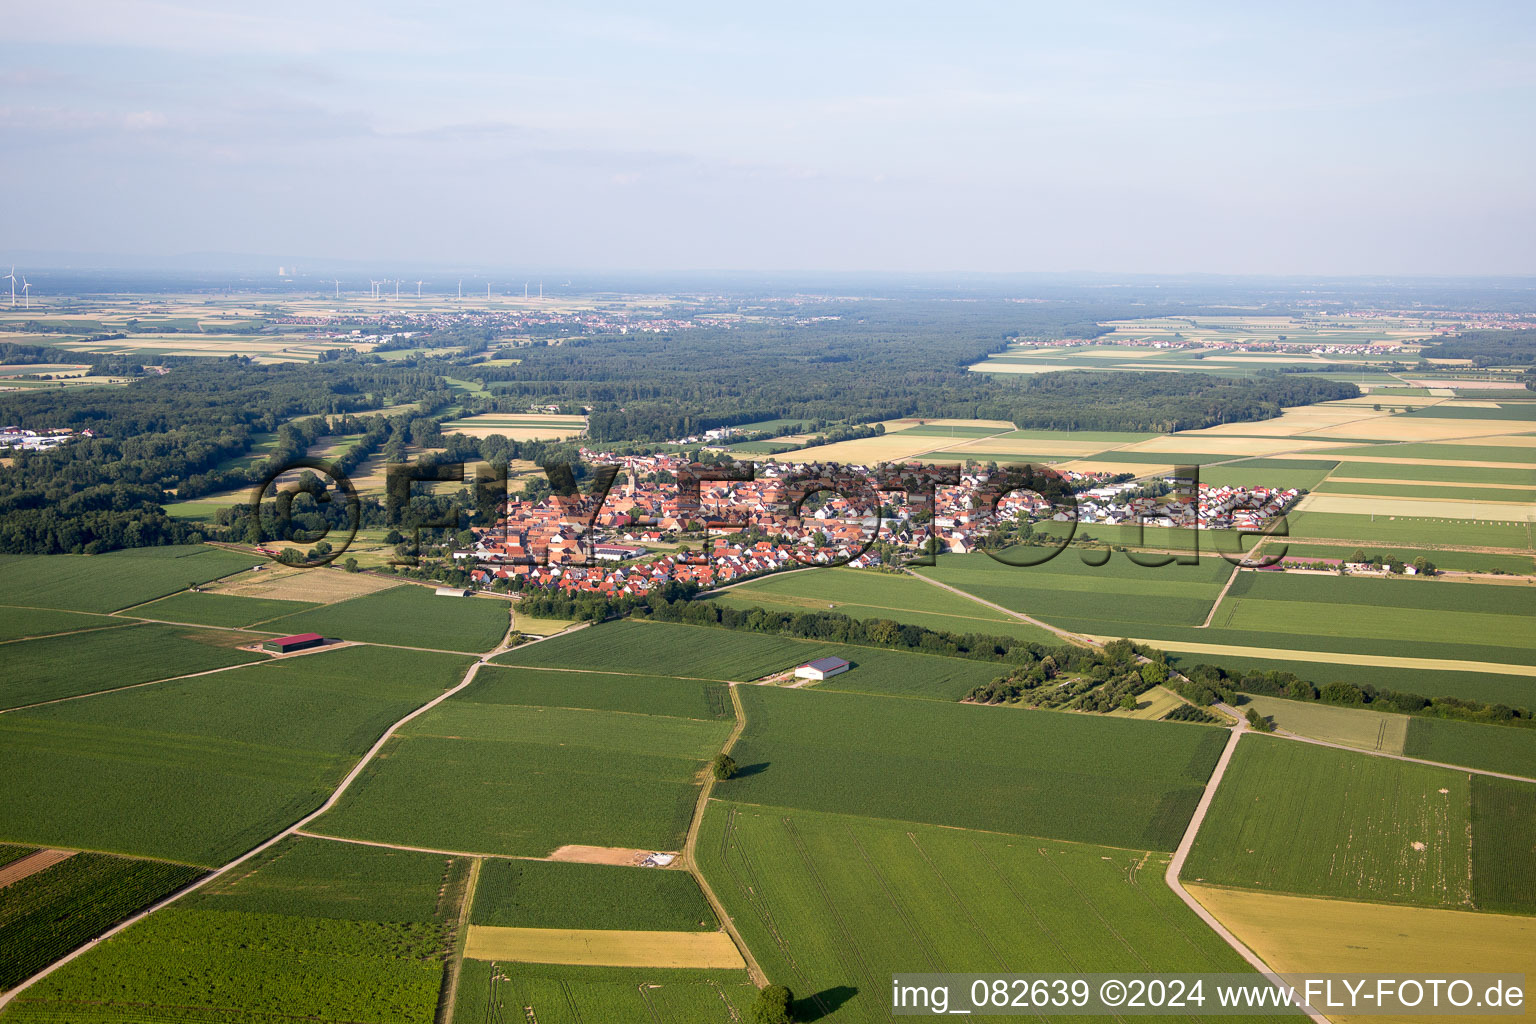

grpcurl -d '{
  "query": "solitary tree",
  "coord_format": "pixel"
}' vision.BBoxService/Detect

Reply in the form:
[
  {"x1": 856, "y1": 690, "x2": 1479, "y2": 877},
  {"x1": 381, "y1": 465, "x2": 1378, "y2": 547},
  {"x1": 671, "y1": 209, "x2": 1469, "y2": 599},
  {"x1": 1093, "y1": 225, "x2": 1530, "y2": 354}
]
[
  {"x1": 1244, "y1": 707, "x2": 1275, "y2": 732},
  {"x1": 711, "y1": 754, "x2": 738, "y2": 781},
  {"x1": 750, "y1": 984, "x2": 795, "y2": 1024}
]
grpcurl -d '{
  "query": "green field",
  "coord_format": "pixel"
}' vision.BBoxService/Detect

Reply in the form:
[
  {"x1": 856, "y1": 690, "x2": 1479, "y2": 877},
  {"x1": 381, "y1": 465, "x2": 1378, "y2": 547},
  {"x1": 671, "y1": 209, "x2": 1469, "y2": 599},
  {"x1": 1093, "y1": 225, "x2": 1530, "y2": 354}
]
[
  {"x1": 708, "y1": 566, "x2": 1060, "y2": 644},
  {"x1": 1314, "y1": 479, "x2": 1536, "y2": 502},
  {"x1": 1199, "y1": 459, "x2": 1338, "y2": 491},
  {"x1": 1289, "y1": 511, "x2": 1534, "y2": 548},
  {"x1": 1241, "y1": 695, "x2": 1408, "y2": 753},
  {"x1": 0, "y1": 645, "x2": 473, "y2": 864},
  {"x1": 1469, "y1": 776, "x2": 1536, "y2": 914},
  {"x1": 466, "y1": 665, "x2": 732, "y2": 720},
  {"x1": 0, "y1": 853, "x2": 203, "y2": 991},
  {"x1": 497, "y1": 619, "x2": 824, "y2": 679},
  {"x1": 472, "y1": 859, "x2": 718, "y2": 931},
  {"x1": 720, "y1": 686, "x2": 1226, "y2": 851},
  {"x1": 0, "y1": 546, "x2": 259, "y2": 612},
  {"x1": 453, "y1": 961, "x2": 758, "y2": 1024},
  {"x1": 314, "y1": 692, "x2": 731, "y2": 857},
  {"x1": 0, "y1": 606, "x2": 120, "y2": 643},
  {"x1": 916, "y1": 549, "x2": 1234, "y2": 638},
  {"x1": 1403, "y1": 718, "x2": 1536, "y2": 779},
  {"x1": 699, "y1": 802, "x2": 1274, "y2": 1024},
  {"x1": 0, "y1": 622, "x2": 266, "y2": 710},
  {"x1": 130, "y1": 591, "x2": 319, "y2": 628},
  {"x1": 1183, "y1": 735, "x2": 1473, "y2": 907},
  {"x1": 259, "y1": 584, "x2": 509, "y2": 652},
  {"x1": 5, "y1": 838, "x2": 463, "y2": 1023}
]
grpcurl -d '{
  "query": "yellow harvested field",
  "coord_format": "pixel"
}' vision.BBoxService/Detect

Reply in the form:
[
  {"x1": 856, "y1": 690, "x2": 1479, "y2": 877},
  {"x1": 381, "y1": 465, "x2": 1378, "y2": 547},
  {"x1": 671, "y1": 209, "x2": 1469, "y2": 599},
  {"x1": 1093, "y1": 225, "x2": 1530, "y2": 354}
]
[
  {"x1": 1188, "y1": 885, "x2": 1536, "y2": 1024},
  {"x1": 1296, "y1": 492, "x2": 1536, "y2": 520},
  {"x1": 513, "y1": 615, "x2": 578, "y2": 636},
  {"x1": 1119, "y1": 435, "x2": 1348, "y2": 456},
  {"x1": 441, "y1": 413, "x2": 587, "y2": 440},
  {"x1": 953, "y1": 437, "x2": 1112, "y2": 457},
  {"x1": 210, "y1": 565, "x2": 403, "y2": 603},
  {"x1": 879, "y1": 417, "x2": 1016, "y2": 431},
  {"x1": 1440, "y1": 434, "x2": 1536, "y2": 448},
  {"x1": 1328, "y1": 394, "x2": 1446, "y2": 406},
  {"x1": 463, "y1": 926, "x2": 745, "y2": 969},
  {"x1": 1190, "y1": 406, "x2": 1401, "y2": 437},
  {"x1": 1086, "y1": 636, "x2": 1536, "y2": 678},
  {"x1": 1306, "y1": 418, "x2": 1535, "y2": 442},
  {"x1": 779, "y1": 434, "x2": 960, "y2": 464},
  {"x1": 968, "y1": 361, "x2": 1082, "y2": 374},
  {"x1": 1056, "y1": 459, "x2": 1176, "y2": 476}
]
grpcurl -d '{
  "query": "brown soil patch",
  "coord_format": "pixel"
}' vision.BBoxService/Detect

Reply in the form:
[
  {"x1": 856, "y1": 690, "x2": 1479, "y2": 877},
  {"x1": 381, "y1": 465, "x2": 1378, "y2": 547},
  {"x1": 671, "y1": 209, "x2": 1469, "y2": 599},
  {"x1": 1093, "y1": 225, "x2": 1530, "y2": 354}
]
[
  {"x1": 544, "y1": 845, "x2": 680, "y2": 867},
  {"x1": 0, "y1": 849, "x2": 76, "y2": 889}
]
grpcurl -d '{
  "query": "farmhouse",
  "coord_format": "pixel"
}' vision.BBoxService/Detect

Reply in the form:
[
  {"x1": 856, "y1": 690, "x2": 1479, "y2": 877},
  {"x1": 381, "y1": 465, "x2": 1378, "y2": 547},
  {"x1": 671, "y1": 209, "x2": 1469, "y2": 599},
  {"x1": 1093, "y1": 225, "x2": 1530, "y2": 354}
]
[
  {"x1": 795, "y1": 656, "x2": 851, "y2": 681},
  {"x1": 262, "y1": 632, "x2": 325, "y2": 654}
]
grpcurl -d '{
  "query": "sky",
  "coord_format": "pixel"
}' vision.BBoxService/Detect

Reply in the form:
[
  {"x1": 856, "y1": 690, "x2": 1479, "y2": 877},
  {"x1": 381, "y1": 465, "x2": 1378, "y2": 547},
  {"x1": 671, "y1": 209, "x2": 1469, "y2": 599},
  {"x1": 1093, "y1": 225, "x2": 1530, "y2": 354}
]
[{"x1": 4, "y1": 1, "x2": 1535, "y2": 275}]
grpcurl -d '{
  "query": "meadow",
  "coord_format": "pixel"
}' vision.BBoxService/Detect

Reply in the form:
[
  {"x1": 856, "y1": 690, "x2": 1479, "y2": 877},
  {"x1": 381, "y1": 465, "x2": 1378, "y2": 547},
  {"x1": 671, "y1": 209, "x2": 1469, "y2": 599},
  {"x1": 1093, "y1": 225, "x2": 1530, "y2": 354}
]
[
  {"x1": 314, "y1": 697, "x2": 731, "y2": 856},
  {"x1": 259, "y1": 583, "x2": 509, "y2": 652},
  {"x1": 707, "y1": 566, "x2": 1060, "y2": 643},
  {"x1": 1240, "y1": 695, "x2": 1408, "y2": 753},
  {"x1": 452, "y1": 961, "x2": 759, "y2": 1024},
  {"x1": 466, "y1": 665, "x2": 732, "y2": 720},
  {"x1": 4, "y1": 838, "x2": 464, "y2": 1023},
  {"x1": 698, "y1": 802, "x2": 1273, "y2": 1024},
  {"x1": 0, "y1": 545, "x2": 258, "y2": 613},
  {"x1": 471, "y1": 859, "x2": 717, "y2": 931},
  {"x1": 0, "y1": 622, "x2": 266, "y2": 710},
  {"x1": 0, "y1": 853, "x2": 203, "y2": 991},
  {"x1": 1288, "y1": 510, "x2": 1533, "y2": 549},
  {"x1": 1261, "y1": 541, "x2": 1534, "y2": 575},
  {"x1": 0, "y1": 645, "x2": 474, "y2": 865},
  {"x1": 720, "y1": 686, "x2": 1227, "y2": 851},
  {"x1": 1182, "y1": 735, "x2": 1473, "y2": 907},
  {"x1": 131, "y1": 591, "x2": 318, "y2": 628}
]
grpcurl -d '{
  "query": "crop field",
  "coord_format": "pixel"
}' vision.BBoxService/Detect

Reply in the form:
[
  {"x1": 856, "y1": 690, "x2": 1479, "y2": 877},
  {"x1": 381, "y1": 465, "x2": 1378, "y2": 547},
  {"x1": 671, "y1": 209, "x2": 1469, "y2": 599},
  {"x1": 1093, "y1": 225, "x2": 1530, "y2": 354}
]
[
  {"x1": 0, "y1": 606, "x2": 119, "y2": 643},
  {"x1": 1288, "y1": 511, "x2": 1535, "y2": 550},
  {"x1": 259, "y1": 583, "x2": 509, "y2": 652},
  {"x1": 916, "y1": 549, "x2": 1233, "y2": 638},
  {"x1": 210, "y1": 564, "x2": 403, "y2": 601},
  {"x1": 466, "y1": 665, "x2": 732, "y2": 720},
  {"x1": 1314, "y1": 478, "x2": 1536, "y2": 502},
  {"x1": 1403, "y1": 718, "x2": 1536, "y2": 780},
  {"x1": 1298, "y1": 491, "x2": 1535, "y2": 520},
  {"x1": 707, "y1": 566, "x2": 1060, "y2": 644},
  {"x1": 453, "y1": 962, "x2": 759, "y2": 1024},
  {"x1": 130, "y1": 591, "x2": 319, "y2": 628},
  {"x1": 721, "y1": 686, "x2": 1227, "y2": 850},
  {"x1": 463, "y1": 926, "x2": 744, "y2": 968},
  {"x1": 499, "y1": 618, "x2": 842, "y2": 680},
  {"x1": 1197, "y1": 571, "x2": 1536, "y2": 666},
  {"x1": 1186, "y1": 885, "x2": 1536, "y2": 1013},
  {"x1": 699, "y1": 802, "x2": 1271, "y2": 1024},
  {"x1": 0, "y1": 545, "x2": 258, "y2": 613},
  {"x1": 1241, "y1": 696, "x2": 1408, "y2": 753},
  {"x1": 5, "y1": 838, "x2": 465, "y2": 1023},
  {"x1": 0, "y1": 853, "x2": 203, "y2": 991},
  {"x1": 313, "y1": 695, "x2": 730, "y2": 856},
  {"x1": 472, "y1": 859, "x2": 717, "y2": 931},
  {"x1": 0, "y1": 622, "x2": 266, "y2": 710},
  {"x1": 440, "y1": 412, "x2": 587, "y2": 440},
  {"x1": 0, "y1": 645, "x2": 473, "y2": 864},
  {"x1": 1469, "y1": 777, "x2": 1536, "y2": 914},
  {"x1": 1182, "y1": 735, "x2": 1474, "y2": 907}
]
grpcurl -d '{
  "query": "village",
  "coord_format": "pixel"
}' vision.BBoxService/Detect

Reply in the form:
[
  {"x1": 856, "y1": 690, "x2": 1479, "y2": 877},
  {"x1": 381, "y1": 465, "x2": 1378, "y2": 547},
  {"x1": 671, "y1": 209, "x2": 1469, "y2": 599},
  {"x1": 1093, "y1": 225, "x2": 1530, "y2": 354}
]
[{"x1": 463, "y1": 449, "x2": 1301, "y2": 596}]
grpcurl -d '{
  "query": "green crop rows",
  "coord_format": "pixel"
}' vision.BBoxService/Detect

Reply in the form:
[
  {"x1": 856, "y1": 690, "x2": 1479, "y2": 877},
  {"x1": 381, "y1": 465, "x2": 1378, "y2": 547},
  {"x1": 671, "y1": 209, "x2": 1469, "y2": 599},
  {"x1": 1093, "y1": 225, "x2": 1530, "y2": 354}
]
[
  {"x1": 259, "y1": 584, "x2": 509, "y2": 652},
  {"x1": 0, "y1": 607, "x2": 119, "y2": 644},
  {"x1": 1183, "y1": 735, "x2": 1474, "y2": 907},
  {"x1": 1469, "y1": 777, "x2": 1536, "y2": 915},
  {"x1": 0, "y1": 853, "x2": 202, "y2": 991},
  {"x1": 131, "y1": 591, "x2": 318, "y2": 628},
  {"x1": 720, "y1": 686, "x2": 1226, "y2": 851},
  {"x1": 1403, "y1": 719, "x2": 1536, "y2": 780},
  {"x1": 472, "y1": 859, "x2": 718, "y2": 931},
  {"x1": 467, "y1": 665, "x2": 731, "y2": 720},
  {"x1": 453, "y1": 962, "x2": 758, "y2": 1024},
  {"x1": 0, "y1": 546, "x2": 259, "y2": 613}
]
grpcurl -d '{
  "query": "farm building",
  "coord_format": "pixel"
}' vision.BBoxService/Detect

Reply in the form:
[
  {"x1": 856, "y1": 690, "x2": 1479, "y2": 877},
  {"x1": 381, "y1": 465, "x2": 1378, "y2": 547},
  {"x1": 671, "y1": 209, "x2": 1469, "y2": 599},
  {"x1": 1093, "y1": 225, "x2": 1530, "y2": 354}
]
[
  {"x1": 262, "y1": 632, "x2": 325, "y2": 654},
  {"x1": 435, "y1": 587, "x2": 472, "y2": 597},
  {"x1": 795, "y1": 656, "x2": 850, "y2": 681}
]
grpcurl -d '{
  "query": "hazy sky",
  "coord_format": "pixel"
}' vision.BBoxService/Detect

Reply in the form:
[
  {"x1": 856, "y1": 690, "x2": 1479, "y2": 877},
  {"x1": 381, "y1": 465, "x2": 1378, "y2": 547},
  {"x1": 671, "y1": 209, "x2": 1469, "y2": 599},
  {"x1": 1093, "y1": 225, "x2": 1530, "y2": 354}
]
[{"x1": 5, "y1": 1, "x2": 1534, "y2": 274}]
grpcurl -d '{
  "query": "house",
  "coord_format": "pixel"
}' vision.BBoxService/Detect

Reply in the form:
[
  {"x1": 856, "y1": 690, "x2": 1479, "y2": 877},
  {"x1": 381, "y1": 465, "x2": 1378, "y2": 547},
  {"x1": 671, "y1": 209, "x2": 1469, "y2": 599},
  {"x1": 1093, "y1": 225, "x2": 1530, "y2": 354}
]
[
  {"x1": 795, "y1": 656, "x2": 851, "y2": 681},
  {"x1": 262, "y1": 632, "x2": 325, "y2": 654}
]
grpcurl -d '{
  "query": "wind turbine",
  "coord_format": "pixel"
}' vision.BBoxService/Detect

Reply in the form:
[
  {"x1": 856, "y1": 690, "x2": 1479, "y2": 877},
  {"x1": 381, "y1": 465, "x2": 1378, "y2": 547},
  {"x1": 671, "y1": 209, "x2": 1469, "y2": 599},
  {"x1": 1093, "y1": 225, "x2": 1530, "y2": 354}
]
[
  {"x1": 538, "y1": 280, "x2": 543, "y2": 300},
  {"x1": 523, "y1": 281, "x2": 528, "y2": 299},
  {"x1": 4, "y1": 267, "x2": 14, "y2": 308},
  {"x1": 416, "y1": 280, "x2": 423, "y2": 298},
  {"x1": 394, "y1": 280, "x2": 399, "y2": 301},
  {"x1": 486, "y1": 282, "x2": 491, "y2": 300},
  {"x1": 333, "y1": 279, "x2": 340, "y2": 299},
  {"x1": 20, "y1": 276, "x2": 30, "y2": 310},
  {"x1": 457, "y1": 280, "x2": 462, "y2": 300}
]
